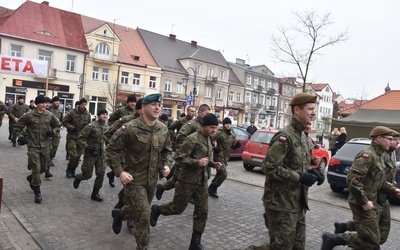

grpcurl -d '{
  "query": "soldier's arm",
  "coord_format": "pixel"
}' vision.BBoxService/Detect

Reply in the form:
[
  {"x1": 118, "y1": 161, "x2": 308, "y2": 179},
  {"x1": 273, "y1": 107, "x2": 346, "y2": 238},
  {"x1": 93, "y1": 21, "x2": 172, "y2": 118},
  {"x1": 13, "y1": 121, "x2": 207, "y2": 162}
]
[
  {"x1": 160, "y1": 130, "x2": 173, "y2": 170},
  {"x1": 50, "y1": 113, "x2": 61, "y2": 135},
  {"x1": 14, "y1": 114, "x2": 29, "y2": 138},
  {"x1": 0, "y1": 103, "x2": 6, "y2": 116},
  {"x1": 62, "y1": 112, "x2": 73, "y2": 129},
  {"x1": 104, "y1": 127, "x2": 129, "y2": 176},
  {"x1": 346, "y1": 153, "x2": 372, "y2": 205},
  {"x1": 176, "y1": 123, "x2": 194, "y2": 147},
  {"x1": 107, "y1": 110, "x2": 120, "y2": 125},
  {"x1": 78, "y1": 124, "x2": 92, "y2": 148},
  {"x1": 175, "y1": 138, "x2": 199, "y2": 168},
  {"x1": 262, "y1": 133, "x2": 301, "y2": 183},
  {"x1": 8, "y1": 106, "x2": 16, "y2": 120}
]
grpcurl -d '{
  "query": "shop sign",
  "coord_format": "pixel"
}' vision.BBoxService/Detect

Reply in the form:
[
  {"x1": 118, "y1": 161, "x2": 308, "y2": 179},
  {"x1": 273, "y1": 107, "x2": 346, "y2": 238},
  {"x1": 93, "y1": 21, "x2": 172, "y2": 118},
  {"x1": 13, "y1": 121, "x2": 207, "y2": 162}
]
[{"x1": 0, "y1": 55, "x2": 48, "y2": 77}]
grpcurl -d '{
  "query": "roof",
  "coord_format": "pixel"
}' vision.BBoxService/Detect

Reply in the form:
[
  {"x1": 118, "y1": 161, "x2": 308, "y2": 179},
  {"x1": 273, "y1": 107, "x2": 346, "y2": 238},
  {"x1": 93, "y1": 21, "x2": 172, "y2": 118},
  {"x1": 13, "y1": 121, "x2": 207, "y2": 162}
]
[
  {"x1": 311, "y1": 83, "x2": 328, "y2": 91},
  {"x1": 0, "y1": 1, "x2": 88, "y2": 52},
  {"x1": 81, "y1": 16, "x2": 157, "y2": 67},
  {"x1": 228, "y1": 68, "x2": 243, "y2": 87},
  {"x1": 137, "y1": 28, "x2": 230, "y2": 74},
  {"x1": 338, "y1": 90, "x2": 400, "y2": 115},
  {"x1": 0, "y1": 7, "x2": 12, "y2": 17}
]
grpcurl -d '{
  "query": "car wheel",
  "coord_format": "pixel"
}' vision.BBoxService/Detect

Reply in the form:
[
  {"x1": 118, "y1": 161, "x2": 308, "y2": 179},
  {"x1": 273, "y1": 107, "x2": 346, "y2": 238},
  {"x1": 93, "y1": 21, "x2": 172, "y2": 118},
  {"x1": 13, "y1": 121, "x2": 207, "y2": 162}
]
[
  {"x1": 243, "y1": 163, "x2": 254, "y2": 171},
  {"x1": 330, "y1": 184, "x2": 344, "y2": 193},
  {"x1": 318, "y1": 159, "x2": 327, "y2": 173}
]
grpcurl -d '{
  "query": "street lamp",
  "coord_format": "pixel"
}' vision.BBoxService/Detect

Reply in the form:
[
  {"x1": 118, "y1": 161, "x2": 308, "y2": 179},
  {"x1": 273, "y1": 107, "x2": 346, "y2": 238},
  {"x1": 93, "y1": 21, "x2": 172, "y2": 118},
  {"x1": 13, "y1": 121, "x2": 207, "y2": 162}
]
[{"x1": 182, "y1": 67, "x2": 197, "y2": 106}]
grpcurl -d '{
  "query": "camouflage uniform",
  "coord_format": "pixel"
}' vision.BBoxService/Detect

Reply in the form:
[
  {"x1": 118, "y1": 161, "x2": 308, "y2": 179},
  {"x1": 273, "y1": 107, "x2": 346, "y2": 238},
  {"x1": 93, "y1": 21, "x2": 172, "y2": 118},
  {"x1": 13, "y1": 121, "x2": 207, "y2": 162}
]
[
  {"x1": 0, "y1": 100, "x2": 7, "y2": 127},
  {"x1": 168, "y1": 115, "x2": 193, "y2": 139},
  {"x1": 159, "y1": 130, "x2": 215, "y2": 234},
  {"x1": 14, "y1": 109, "x2": 61, "y2": 187},
  {"x1": 104, "y1": 113, "x2": 138, "y2": 145},
  {"x1": 107, "y1": 105, "x2": 135, "y2": 126},
  {"x1": 344, "y1": 142, "x2": 397, "y2": 249},
  {"x1": 8, "y1": 102, "x2": 30, "y2": 143},
  {"x1": 210, "y1": 126, "x2": 238, "y2": 186},
  {"x1": 258, "y1": 118, "x2": 313, "y2": 250},
  {"x1": 105, "y1": 116, "x2": 172, "y2": 249},
  {"x1": 76, "y1": 120, "x2": 109, "y2": 188},
  {"x1": 62, "y1": 107, "x2": 91, "y2": 175},
  {"x1": 48, "y1": 104, "x2": 64, "y2": 160}
]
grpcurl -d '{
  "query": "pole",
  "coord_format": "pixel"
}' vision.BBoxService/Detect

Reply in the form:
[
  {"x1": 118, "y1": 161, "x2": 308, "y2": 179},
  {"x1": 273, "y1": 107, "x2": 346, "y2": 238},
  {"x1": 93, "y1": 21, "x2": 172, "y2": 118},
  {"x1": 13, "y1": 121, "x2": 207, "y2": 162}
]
[
  {"x1": 193, "y1": 70, "x2": 197, "y2": 107},
  {"x1": 45, "y1": 60, "x2": 50, "y2": 96}
]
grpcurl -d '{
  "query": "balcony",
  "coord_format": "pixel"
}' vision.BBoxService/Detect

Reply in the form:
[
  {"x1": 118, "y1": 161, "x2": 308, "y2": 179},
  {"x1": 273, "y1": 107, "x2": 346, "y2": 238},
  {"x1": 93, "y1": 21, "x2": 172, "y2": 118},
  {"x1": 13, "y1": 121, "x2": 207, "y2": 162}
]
[
  {"x1": 34, "y1": 68, "x2": 57, "y2": 80},
  {"x1": 227, "y1": 101, "x2": 245, "y2": 109},
  {"x1": 253, "y1": 85, "x2": 263, "y2": 92},
  {"x1": 266, "y1": 88, "x2": 277, "y2": 95},
  {"x1": 267, "y1": 105, "x2": 277, "y2": 111},
  {"x1": 118, "y1": 83, "x2": 146, "y2": 94},
  {"x1": 92, "y1": 52, "x2": 117, "y2": 63},
  {"x1": 251, "y1": 103, "x2": 262, "y2": 109},
  {"x1": 163, "y1": 92, "x2": 186, "y2": 100},
  {"x1": 205, "y1": 76, "x2": 218, "y2": 83}
]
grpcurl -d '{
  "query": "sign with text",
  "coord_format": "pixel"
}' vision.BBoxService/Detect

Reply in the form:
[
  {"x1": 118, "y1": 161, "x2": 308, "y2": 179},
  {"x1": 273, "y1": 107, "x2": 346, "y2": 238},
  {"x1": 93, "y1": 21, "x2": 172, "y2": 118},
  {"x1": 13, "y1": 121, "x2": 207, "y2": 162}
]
[{"x1": 0, "y1": 55, "x2": 48, "y2": 77}]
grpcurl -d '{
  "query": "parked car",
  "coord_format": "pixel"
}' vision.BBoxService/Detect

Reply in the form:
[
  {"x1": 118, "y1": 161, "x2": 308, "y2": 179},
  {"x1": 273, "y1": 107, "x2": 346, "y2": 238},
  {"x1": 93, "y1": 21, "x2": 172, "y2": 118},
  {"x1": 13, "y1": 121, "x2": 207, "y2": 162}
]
[
  {"x1": 242, "y1": 129, "x2": 330, "y2": 173},
  {"x1": 229, "y1": 126, "x2": 251, "y2": 158},
  {"x1": 327, "y1": 138, "x2": 400, "y2": 203}
]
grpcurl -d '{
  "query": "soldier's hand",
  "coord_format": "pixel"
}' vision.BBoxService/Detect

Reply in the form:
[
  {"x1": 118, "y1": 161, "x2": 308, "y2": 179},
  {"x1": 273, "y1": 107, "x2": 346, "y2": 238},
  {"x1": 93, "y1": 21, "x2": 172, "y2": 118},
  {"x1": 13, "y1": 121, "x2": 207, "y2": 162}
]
[
  {"x1": 299, "y1": 172, "x2": 318, "y2": 187},
  {"x1": 71, "y1": 127, "x2": 78, "y2": 132},
  {"x1": 199, "y1": 157, "x2": 209, "y2": 167},
  {"x1": 395, "y1": 188, "x2": 400, "y2": 198},
  {"x1": 119, "y1": 171, "x2": 133, "y2": 185},
  {"x1": 312, "y1": 156, "x2": 321, "y2": 166},
  {"x1": 86, "y1": 146, "x2": 96, "y2": 153},
  {"x1": 362, "y1": 201, "x2": 374, "y2": 211},
  {"x1": 46, "y1": 130, "x2": 54, "y2": 138},
  {"x1": 161, "y1": 166, "x2": 170, "y2": 177},
  {"x1": 17, "y1": 136, "x2": 28, "y2": 146},
  {"x1": 309, "y1": 168, "x2": 325, "y2": 185},
  {"x1": 214, "y1": 162, "x2": 222, "y2": 169}
]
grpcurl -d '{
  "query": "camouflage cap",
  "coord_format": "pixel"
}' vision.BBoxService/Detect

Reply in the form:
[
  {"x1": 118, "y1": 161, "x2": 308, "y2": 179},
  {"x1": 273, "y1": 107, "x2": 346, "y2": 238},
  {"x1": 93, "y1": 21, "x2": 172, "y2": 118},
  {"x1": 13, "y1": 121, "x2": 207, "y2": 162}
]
[
  {"x1": 142, "y1": 93, "x2": 162, "y2": 104},
  {"x1": 370, "y1": 126, "x2": 393, "y2": 137},
  {"x1": 289, "y1": 93, "x2": 317, "y2": 106},
  {"x1": 391, "y1": 130, "x2": 400, "y2": 137}
]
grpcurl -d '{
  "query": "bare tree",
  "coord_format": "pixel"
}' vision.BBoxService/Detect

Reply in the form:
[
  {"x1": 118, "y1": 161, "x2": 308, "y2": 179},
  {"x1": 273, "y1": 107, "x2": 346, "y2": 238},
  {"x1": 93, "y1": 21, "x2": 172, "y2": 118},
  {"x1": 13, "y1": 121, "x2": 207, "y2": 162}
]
[
  {"x1": 271, "y1": 10, "x2": 348, "y2": 92},
  {"x1": 350, "y1": 84, "x2": 370, "y2": 110},
  {"x1": 101, "y1": 82, "x2": 118, "y2": 111}
]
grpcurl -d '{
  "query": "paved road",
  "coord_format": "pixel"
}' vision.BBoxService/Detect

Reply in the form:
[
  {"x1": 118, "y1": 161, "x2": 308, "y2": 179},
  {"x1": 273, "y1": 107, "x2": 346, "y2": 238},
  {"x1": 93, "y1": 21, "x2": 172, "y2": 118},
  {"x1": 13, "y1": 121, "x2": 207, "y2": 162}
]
[{"x1": 1, "y1": 121, "x2": 400, "y2": 249}]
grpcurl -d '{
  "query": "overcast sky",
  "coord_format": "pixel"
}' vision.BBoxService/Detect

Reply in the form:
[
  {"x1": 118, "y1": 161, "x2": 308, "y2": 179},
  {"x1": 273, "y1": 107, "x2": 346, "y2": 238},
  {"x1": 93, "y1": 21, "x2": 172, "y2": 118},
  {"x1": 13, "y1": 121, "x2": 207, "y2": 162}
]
[{"x1": 2, "y1": 0, "x2": 399, "y2": 100}]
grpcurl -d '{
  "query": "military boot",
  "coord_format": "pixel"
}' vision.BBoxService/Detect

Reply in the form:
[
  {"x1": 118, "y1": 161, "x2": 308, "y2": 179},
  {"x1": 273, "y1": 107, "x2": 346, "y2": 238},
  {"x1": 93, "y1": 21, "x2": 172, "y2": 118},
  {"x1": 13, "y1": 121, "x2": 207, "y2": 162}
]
[
  {"x1": 26, "y1": 175, "x2": 34, "y2": 190},
  {"x1": 127, "y1": 219, "x2": 134, "y2": 229},
  {"x1": 66, "y1": 153, "x2": 70, "y2": 161},
  {"x1": 150, "y1": 204, "x2": 161, "y2": 227},
  {"x1": 73, "y1": 177, "x2": 81, "y2": 189},
  {"x1": 8, "y1": 133, "x2": 11, "y2": 141},
  {"x1": 91, "y1": 187, "x2": 103, "y2": 202},
  {"x1": 321, "y1": 232, "x2": 346, "y2": 250},
  {"x1": 208, "y1": 184, "x2": 219, "y2": 198},
  {"x1": 12, "y1": 141, "x2": 16, "y2": 147},
  {"x1": 106, "y1": 171, "x2": 115, "y2": 187},
  {"x1": 45, "y1": 168, "x2": 53, "y2": 178},
  {"x1": 49, "y1": 159, "x2": 55, "y2": 167},
  {"x1": 66, "y1": 168, "x2": 72, "y2": 178},
  {"x1": 189, "y1": 231, "x2": 204, "y2": 250},
  {"x1": 33, "y1": 186, "x2": 42, "y2": 204},
  {"x1": 334, "y1": 222, "x2": 347, "y2": 234},
  {"x1": 155, "y1": 184, "x2": 165, "y2": 200},
  {"x1": 71, "y1": 168, "x2": 76, "y2": 178},
  {"x1": 111, "y1": 208, "x2": 123, "y2": 234}
]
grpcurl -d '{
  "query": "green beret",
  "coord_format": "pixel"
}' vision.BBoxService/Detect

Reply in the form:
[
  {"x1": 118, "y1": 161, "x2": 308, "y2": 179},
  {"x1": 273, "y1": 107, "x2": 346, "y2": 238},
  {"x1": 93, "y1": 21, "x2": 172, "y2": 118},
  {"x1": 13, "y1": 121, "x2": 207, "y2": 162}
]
[
  {"x1": 142, "y1": 93, "x2": 162, "y2": 104},
  {"x1": 370, "y1": 126, "x2": 393, "y2": 137},
  {"x1": 289, "y1": 93, "x2": 317, "y2": 106}
]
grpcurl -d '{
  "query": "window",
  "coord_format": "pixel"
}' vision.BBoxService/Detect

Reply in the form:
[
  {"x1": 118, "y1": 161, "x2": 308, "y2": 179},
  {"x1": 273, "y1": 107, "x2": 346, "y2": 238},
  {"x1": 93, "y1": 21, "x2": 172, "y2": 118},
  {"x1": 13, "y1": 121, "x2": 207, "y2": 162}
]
[
  {"x1": 38, "y1": 49, "x2": 52, "y2": 65},
  {"x1": 205, "y1": 86, "x2": 212, "y2": 98},
  {"x1": 245, "y1": 92, "x2": 251, "y2": 103},
  {"x1": 102, "y1": 68, "x2": 109, "y2": 82},
  {"x1": 194, "y1": 86, "x2": 199, "y2": 96},
  {"x1": 195, "y1": 65, "x2": 201, "y2": 75},
  {"x1": 246, "y1": 76, "x2": 251, "y2": 85},
  {"x1": 217, "y1": 89, "x2": 222, "y2": 99},
  {"x1": 236, "y1": 92, "x2": 241, "y2": 102},
  {"x1": 10, "y1": 44, "x2": 22, "y2": 57},
  {"x1": 218, "y1": 70, "x2": 224, "y2": 80},
  {"x1": 260, "y1": 94, "x2": 265, "y2": 105},
  {"x1": 274, "y1": 82, "x2": 278, "y2": 90},
  {"x1": 176, "y1": 81, "x2": 183, "y2": 94},
  {"x1": 66, "y1": 55, "x2": 76, "y2": 72},
  {"x1": 272, "y1": 97, "x2": 277, "y2": 106},
  {"x1": 252, "y1": 94, "x2": 257, "y2": 103},
  {"x1": 229, "y1": 91, "x2": 234, "y2": 101},
  {"x1": 133, "y1": 74, "x2": 140, "y2": 85},
  {"x1": 92, "y1": 66, "x2": 99, "y2": 80},
  {"x1": 149, "y1": 76, "x2": 157, "y2": 88},
  {"x1": 121, "y1": 71, "x2": 129, "y2": 84},
  {"x1": 165, "y1": 80, "x2": 172, "y2": 92},
  {"x1": 261, "y1": 79, "x2": 266, "y2": 88},
  {"x1": 207, "y1": 67, "x2": 214, "y2": 77},
  {"x1": 95, "y1": 43, "x2": 110, "y2": 55},
  {"x1": 254, "y1": 78, "x2": 259, "y2": 86},
  {"x1": 267, "y1": 81, "x2": 272, "y2": 89}
]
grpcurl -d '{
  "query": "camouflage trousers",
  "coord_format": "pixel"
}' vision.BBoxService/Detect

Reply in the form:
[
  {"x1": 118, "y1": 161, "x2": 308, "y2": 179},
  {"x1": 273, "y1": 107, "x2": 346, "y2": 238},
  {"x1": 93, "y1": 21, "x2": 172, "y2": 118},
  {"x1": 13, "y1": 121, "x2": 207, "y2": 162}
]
[
  {"x1": 67, "y1": 138, "x2": 83, "y2": 170},
  {"x1": 343, "y1": 201, "x2": 389, "y2": 246},
  {"x1": 160, "y1": 181, "x2": 208, "y2": 234},
  {"x1": 120, "y1": 183, "x2": 157, "y2": 250},
  {"x1": 76, "y1": 153, "x2": 105, "y2": 189},
  {"x1": 49, "y1": 136, "x2": 61, "y2": 159},
  {"x1": 210, "y1": 162, "x2": 227, "y2": 186},
  {"x1": 343, "y1": 203, "x2": 381, "y2": 249},
  {"x1": 246, "y1": 207, "x2": 306, "y2": 250},
  {"x1": 27, "y1": 146, "x2": 50, "y2": 187}
]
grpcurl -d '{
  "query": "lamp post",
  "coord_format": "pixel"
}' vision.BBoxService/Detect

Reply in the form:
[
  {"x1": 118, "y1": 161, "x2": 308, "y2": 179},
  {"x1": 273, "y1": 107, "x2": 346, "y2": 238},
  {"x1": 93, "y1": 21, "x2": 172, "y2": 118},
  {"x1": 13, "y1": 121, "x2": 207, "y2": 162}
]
[{"x1": 182, "y1": 67, "x2": 197, "y2": 107}]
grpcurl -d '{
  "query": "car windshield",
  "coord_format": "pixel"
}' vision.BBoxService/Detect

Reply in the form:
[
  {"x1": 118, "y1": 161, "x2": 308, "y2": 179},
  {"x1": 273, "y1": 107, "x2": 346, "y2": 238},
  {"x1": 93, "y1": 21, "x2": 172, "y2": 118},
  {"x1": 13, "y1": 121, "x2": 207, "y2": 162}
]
[
  {"x1": 232, "y1": 127, "x2": 249, "y2": 140},
  {"x1": 336, "y1": 143, "x2": 369, "y2": 158},
  {"x1": 250, "y1": 131, "x2": 274, "y2": 144}
]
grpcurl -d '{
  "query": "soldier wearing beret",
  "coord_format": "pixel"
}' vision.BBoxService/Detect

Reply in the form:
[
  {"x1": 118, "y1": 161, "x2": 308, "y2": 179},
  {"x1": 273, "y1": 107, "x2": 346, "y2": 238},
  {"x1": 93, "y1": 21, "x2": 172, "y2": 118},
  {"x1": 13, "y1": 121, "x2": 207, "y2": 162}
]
[
  {"x1": 322, "y1": 126, "x2": 400, "y2": 250},
  {"x1": 47, "y1": 96, "x2": 64, "y2": 168},
  {"x1": 62, "y1": 98, "x2": 91, "y2": 178},
  {"x1": 9, "y1": 95, "x2": 30, "y2": 147},
  {"x1": 14, "y1": 95, "x2": 61, "y2": 203},
  {"x1": 73, "y1": 109, "x2": 109, "y2": 201},
  {"x1": 106, "y1": 93, "x2": 172, "y2": 250},
  {"x1": 150, "y1": 113, "x2": 222, "y2": 250},
  {"x1": 247, "y1": 93, "x2": 324, "y2": 250},
  {"x1": 108, "y1": 94, "x2": 136, "y2": 126}
]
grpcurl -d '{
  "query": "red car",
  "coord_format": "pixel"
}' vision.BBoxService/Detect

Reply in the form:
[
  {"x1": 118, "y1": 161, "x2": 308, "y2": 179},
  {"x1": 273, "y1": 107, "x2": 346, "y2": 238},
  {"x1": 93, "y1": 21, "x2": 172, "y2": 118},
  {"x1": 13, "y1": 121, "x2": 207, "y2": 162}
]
[{"x1": 242, "y1": 129, "x2": 330, "y2": 173}]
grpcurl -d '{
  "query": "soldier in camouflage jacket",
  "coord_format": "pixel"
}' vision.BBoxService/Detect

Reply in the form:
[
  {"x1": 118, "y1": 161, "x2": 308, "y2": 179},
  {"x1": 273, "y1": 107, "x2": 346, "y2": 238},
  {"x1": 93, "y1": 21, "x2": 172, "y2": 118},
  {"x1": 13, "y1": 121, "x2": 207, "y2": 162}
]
[
  {"x1": 9, "y1": 95, "x2": 30, "y2": 146},
  {"x1": 108, "y1": 94, "x2": 136, "y2": 126},
  {"x1": 47, "y1": 96, "x2": 64, "y2": 165}
]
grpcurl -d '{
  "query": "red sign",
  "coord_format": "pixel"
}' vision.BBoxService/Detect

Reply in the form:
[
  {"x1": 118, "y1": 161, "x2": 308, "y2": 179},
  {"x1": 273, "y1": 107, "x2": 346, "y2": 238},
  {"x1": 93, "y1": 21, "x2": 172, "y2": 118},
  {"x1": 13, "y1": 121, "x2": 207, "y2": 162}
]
[{"x1": 0, "y1": 55, "x2": 48, "y2": 77}]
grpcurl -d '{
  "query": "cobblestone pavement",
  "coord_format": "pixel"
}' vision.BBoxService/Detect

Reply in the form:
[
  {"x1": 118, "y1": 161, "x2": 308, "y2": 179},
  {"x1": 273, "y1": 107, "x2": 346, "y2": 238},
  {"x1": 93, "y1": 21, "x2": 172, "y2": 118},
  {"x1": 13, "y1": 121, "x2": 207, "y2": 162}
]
[{"x1": 1, "y1": 121, "x2": 400, "y2": 250}]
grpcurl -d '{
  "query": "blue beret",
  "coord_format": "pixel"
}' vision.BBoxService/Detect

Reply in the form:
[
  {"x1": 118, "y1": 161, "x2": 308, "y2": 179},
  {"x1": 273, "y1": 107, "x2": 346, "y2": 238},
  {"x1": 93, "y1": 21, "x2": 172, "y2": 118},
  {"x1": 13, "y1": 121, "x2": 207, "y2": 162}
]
[{"x1": 142, "y1": 93, "x2": 162, "y2": 104}]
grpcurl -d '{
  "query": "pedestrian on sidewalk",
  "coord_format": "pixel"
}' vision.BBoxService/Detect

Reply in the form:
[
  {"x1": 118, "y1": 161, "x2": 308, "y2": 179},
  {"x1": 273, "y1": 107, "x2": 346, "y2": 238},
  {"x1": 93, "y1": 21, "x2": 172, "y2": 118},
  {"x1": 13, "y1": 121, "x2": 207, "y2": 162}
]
[
  {"x1": 73, "y1": 109, "x2": 109, "y2": 202},
  {"x1": 106, "y1": 93, "x2": 172, "y2": 250},
  {"x1": 14, "y1": 95, "x2": 61, "y2": 204},
  {"x1": 150, "y1": 113, "x2": 222, "y2": 250},
  {"x1": 62, "y1": 98, "x2": 91, "y2": 178},
  {"x1": 328, "y1": 128, "x2": 339, "y2": 156}
]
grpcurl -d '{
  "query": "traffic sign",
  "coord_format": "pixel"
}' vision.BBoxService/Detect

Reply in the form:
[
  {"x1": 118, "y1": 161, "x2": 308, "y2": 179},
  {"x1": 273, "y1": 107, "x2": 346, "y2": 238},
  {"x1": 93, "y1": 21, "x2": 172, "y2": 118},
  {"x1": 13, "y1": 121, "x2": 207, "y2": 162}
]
[{"x1": 186, "y1": 95, "x2": 192, "y2": 103}]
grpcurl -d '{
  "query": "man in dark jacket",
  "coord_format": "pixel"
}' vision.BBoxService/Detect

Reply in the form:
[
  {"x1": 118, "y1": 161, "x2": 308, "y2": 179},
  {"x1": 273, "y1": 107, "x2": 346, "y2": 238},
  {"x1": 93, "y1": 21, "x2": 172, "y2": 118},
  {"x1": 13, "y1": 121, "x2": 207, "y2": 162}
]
[{"x1": 246, "y1": 121, "x2": 258, "y2": 135}]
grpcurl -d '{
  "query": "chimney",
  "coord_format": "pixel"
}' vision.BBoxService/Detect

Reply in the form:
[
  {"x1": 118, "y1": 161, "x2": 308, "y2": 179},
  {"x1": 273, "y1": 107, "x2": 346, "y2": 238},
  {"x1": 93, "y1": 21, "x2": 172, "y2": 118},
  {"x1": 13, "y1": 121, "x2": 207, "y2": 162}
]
[
  {"x1": 169, "y1": 34, "x2": 176, "y2": 41},
  {"x1": 41, "y1": 1, "x2": 49, "y2": 5},
  {"x1": 191, "y1": 41, "x2": 197, "y2": 47},
  {"x1": 236, "y1": 58, "x2": 245, "y2": 65}
]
